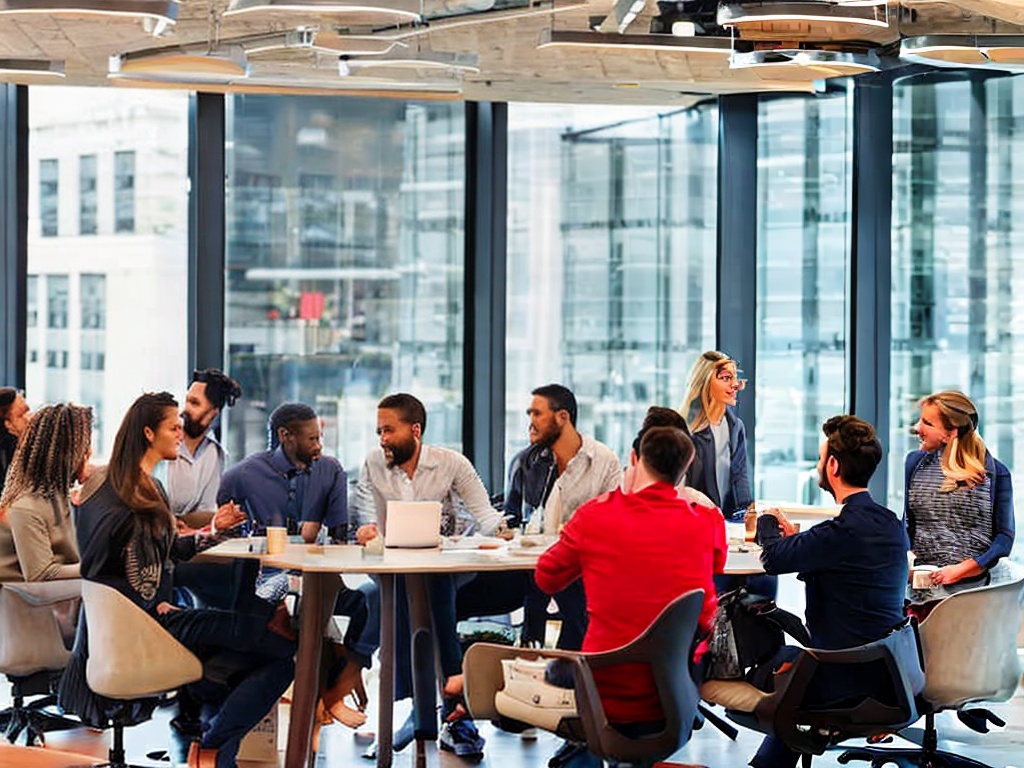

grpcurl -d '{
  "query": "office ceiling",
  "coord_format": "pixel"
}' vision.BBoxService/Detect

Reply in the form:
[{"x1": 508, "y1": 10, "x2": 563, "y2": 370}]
[{"x1": 1, "y1": 0, "x2": 1023, "y2": 105}]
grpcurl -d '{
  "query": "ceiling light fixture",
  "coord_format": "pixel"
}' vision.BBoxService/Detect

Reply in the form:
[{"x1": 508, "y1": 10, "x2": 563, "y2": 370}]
[
  {"x1": 0, "y1": 0, "x2": 178, "y2": 23},
  {"x1": 730, "y1": 48, "x2": 881, "y2": 79},
  {"x1": 718, "y1": 1, "x2": 889, "y2": 30},
  {"x1": 338, "y1": 47, "x2": 479, "y2": 74},
  {"x1": 224, "y1": 0, "x2": 422, "y2": 25},
  {"x1": 0, "y1": 58, "x2": 66, "y2": 78},
  {"x1": 537, "y1": 29, "x2": 732, "y2": 55},
  {"x1": 901, "y1": 35, "x2": 1024, "y2": 69},
  {"x1": 109, "y1": 46, "x2": 249, "y2": 82}
]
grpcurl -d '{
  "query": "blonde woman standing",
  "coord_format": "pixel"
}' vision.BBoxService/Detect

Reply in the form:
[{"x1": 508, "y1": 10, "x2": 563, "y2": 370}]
[
  {"x1": 680, "y1": 350, "x2": 753, "y2": 520},
  {"x1": 906, "y1": 390, "x2": 1014, "y2": 605}
]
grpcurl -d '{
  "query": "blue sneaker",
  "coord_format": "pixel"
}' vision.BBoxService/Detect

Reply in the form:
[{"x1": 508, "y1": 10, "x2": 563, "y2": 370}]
[{"x1": 439, "y1": 718, "x2": 485, "y2": 759}]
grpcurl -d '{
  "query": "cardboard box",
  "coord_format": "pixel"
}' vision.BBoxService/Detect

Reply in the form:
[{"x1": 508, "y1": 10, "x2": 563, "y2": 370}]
[{"x1": 237, "y1": 703, "x2": 278, "y2": 763}]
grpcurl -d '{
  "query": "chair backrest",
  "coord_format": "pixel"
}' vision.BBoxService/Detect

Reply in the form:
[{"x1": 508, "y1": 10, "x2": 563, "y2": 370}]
[
  {"x1": 81, "y1": 580, "x2": 202, "y2": 699},
  {"x1": 0, "y1": 580, "x2": 80, "y2": 678},
  {"x1": 571, "y1": 589, "x2": 704, "y2": 765},
  {"x1": 758, "y1": 618, "x2": 926, "y2": 756},
  {"x1": 917, "y1": 566, "x2": 1024, "y2": 709}
]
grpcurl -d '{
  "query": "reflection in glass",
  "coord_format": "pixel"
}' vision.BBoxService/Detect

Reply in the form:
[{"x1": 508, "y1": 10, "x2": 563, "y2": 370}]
[
  {"x1": 224, "y1": 96, "x2": 466, "y2": 473},
  {"x1": 890, "y1": 78, "x2": 1023, "y2": 556},
  {"x1": 505, "y1": 104, "x2": 718, "y2": 467},
  {"x1": 27, "y1": 87, "x2": 189, "y2": 456},
  {"x1": 755, "y1": 93, "x2": 852, "y2": 503}
]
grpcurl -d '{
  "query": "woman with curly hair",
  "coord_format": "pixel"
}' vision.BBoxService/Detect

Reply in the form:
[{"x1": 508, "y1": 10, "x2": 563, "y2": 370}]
[{"x1": 0, "y1": 402, "x2": 92, "y2": 582}]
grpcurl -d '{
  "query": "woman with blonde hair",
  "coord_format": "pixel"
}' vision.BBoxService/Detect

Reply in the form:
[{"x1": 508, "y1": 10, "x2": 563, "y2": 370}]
[
  {"x1": 680, "y1": 350, "x2": 753, "y2": 520},
  {"x1": 0, "y1": 403, "x2": 92, "y2": 582},
  {"x1": 906, "y1": 390, "x2": 1014, "y2": 604}
]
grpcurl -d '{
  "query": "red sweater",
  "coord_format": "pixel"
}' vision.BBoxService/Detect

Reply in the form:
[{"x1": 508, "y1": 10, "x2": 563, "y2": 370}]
[{"x1": 534, "y1": 482, "x2": 724, "y2": 723}]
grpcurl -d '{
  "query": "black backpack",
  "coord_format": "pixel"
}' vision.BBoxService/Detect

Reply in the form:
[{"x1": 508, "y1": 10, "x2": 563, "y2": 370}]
[{"x1": 706, "y1": 586, "x2": 810, "y2": 681}]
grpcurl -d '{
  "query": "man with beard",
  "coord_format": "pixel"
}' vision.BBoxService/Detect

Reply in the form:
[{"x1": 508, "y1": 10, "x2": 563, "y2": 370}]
[
  {"x1": 505, "y1": 384, "x2": 621, "y2": 649},
  {"x1": 165, "y1": 368, "x2": 242, "y2": 529},
  {"x1": 743, "y1": 415, "x2": 908, "y2": 768},
  {"x1": 350, "y1": 392, "x2": 504, "y2": 759}
]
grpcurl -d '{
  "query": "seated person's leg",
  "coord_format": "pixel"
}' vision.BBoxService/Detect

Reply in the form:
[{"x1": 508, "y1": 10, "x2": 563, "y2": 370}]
[
  {"x1": 522, "y1": 580, "x2": 551, "y2": 647},
  {"x1": 714, "y1": 573, "x2": 778, "y2": 600},
  {"x1": 553, "y1": 580, "x2": 587, "y2": 651}
]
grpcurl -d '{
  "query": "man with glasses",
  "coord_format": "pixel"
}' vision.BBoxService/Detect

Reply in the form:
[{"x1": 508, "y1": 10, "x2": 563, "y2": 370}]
[{"x1": 506, "y1": 383, "x2": 622, "y2": 649}]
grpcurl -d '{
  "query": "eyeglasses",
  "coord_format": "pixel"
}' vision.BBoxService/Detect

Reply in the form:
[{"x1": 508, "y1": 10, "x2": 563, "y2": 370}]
[{"x1": 716, "y1": 373, "x2": 747, "y2": 391}]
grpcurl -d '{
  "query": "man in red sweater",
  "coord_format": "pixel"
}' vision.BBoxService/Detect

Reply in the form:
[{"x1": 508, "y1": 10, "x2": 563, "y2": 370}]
[{"x1": 534, "y1": 425, "x2": 724, "y2": 730}]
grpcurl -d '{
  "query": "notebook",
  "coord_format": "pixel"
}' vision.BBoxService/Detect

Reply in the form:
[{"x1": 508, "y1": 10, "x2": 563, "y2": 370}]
[{"x1": 384, "y1": 500, "x2": 443, "y2": 548}]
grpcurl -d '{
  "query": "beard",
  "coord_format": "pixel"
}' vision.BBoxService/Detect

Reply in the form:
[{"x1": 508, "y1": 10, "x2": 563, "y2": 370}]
[
  {"x1": 182, "y1": 412, "x2": 210, "y2": 439},
  {"x1": 818, "y1": 467, "x2": 835, "y2": 500},
  {"x1": 384, "y1": 437, "x2": 417, "y2": 468},
  {"x1": 532, "y1": 422, "x2": 562, "y2": 450}
]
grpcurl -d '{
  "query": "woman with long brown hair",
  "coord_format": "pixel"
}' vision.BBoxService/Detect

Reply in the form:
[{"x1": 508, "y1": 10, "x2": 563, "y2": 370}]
[
  {"x1": 905, "y1": 390, "x2": 1014, "y2": 606},
  {"x1": 0, "y1": 403, "x2": 92, "y2": 582},
  {"x1": 62, "y1": 392, "x2": 295, "y2": 768}
]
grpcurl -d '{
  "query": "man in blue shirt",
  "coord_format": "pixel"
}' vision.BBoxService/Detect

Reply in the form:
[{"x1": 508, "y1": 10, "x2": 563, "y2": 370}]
[{"x1": 751, "y1": 415, "x2": 909, "y2": 768}]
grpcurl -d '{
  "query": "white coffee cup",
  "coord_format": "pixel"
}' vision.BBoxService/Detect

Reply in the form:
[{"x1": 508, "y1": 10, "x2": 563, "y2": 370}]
[
  {"x1": 912, "y1": 564, "x2": 938, "y2": 589},
  {"x1": 266, "y1": 526, "x2": 288, "y2": 555}
]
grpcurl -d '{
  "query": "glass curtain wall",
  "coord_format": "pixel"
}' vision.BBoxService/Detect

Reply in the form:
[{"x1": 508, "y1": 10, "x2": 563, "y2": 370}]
[
  {"x1": 27, "y1": 87, "x2": 189, "y2": 456},
  {"x1": 504, "y1": 103, "x2": 718, "y2": 472},
  {"x1": 754, "y1": 92, "x2": 853, "y2": 503},
  {"x1": 224, "y1": 96, "x2": 466, "y2": 474},
  {"x1": 890, "y1": 76, "x2": 1024, "y2": 550}
]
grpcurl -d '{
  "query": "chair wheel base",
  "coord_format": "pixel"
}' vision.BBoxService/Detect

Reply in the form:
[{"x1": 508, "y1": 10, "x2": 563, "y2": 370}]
[{"x1": 838, "y1": 745, "x2": 1000, "y2": 768}]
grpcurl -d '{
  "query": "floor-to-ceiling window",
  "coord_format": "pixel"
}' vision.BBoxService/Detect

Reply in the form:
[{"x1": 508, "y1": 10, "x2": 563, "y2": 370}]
[
  {"x1": 890, "y1": 76, "x2": 1024, "y2": 549},
  {"x1": 27, "y1": 87, "x2": 189, "y2": 456},
  {"x1": 504, "y1": 103, "x2": 719, "y2": 475},
  {"x1": 224, "y1": 96, "x2": 466, "y2": 474},
  {"x1": 754, "y1": 91, "x2": 853, "y2": 504}
]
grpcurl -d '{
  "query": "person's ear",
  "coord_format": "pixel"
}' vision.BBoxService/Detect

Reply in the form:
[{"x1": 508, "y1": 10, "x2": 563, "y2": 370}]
[
  {"x1": 827, "y1": 454, "x2": 840, "y2": 478},
  {"x1": 629, "y1": 449, "x2": 639, "y2": 467},
  {"x1": 411, "y1": 422, "x2": 422, "y2": 441},
  {"x1": 143, "y1": 426, "x2": 155, "y2": 445},
  {"x1": 277, "y1": 426, "x2": 289, "y2": 445}
]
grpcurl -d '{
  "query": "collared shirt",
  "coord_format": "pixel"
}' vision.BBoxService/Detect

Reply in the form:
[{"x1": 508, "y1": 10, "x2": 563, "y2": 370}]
[
  {"x1": 166, "y1": 433, "x2": 225, "y2": 517},
  {"x1": 217, "y1": 446, "x2": 347, "y2": 533},
  {"x1": 515, "y1": 434, "x2": 622, "y2": 534},
  {"x1": 353, "y1": 444, "x2": 501, "y2": 536}
]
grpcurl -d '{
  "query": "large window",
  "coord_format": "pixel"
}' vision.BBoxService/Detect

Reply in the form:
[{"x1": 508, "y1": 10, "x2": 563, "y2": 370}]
[
  {"x1": 39, "y1": 158, "x2": 58, "y2": 237},
  {"x1": 504, "y1": 104, "x2": 719, "y2": 470},
  {"x1": 28, "y1": 88, "x2": 189, "y2": 456},
  {"x1": 224, "y1": 96, "x2": 466, "y2": 473},
  {"x1": 890, "y1": 78, "x2": 1024, "y2": 548},
  {"x1": 755, "y1": 93, "x2": 852, "y2": 503}
]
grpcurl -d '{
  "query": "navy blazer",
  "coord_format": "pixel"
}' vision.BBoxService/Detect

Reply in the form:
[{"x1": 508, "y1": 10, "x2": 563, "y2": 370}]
[
  {"x1": 904, "y1": 450, "x2": 1015, "y2": 571},
  {"x1": 689, "y1": 406, "x2": 753, "y2": 517}
]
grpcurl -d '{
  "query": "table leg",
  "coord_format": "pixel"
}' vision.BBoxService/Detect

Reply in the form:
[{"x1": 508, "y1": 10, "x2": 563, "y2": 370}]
[
  {"x1": 406, "y1": 574, "x2": 437, "y2": 768},
  {"x1": 377, "y1": 573, "x2": 395, "y2": 768},
  {"x1": 285, "y1": 572, "x2": 340, "y2": 768}
]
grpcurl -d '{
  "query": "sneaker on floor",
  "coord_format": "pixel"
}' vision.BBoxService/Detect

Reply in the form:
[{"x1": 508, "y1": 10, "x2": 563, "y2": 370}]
[
  {"x1": 439, "y1": 718, "x2": 486, "y2": 759},
  {"x1": 519, "y1": 727, "x2": 538, "y2": 740}
]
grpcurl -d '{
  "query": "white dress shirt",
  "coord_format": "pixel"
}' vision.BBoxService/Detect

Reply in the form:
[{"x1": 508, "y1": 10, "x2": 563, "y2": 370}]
[{"x1": 527, "y1": 434, "x2": 622, "y2": 534}]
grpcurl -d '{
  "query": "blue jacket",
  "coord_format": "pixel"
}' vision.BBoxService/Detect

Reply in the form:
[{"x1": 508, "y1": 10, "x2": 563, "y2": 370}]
[
  {"x1": 689, "y1": 406, "x2": 752, "y2": 517},
  {"x1": 904, "y1": 450, "x2": 1015, "y2": 571},
  {"x1": 758, "y1": 491, "x2": 909, "y2": 650}
]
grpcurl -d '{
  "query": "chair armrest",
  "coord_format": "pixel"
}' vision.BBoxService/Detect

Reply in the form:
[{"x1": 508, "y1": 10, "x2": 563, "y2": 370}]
[{"x1": 4, "y1": 578, "x2": 82, "y2": 606}]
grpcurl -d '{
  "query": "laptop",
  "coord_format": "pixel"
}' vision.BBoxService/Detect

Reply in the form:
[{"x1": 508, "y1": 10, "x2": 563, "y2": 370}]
[{"x1": 385, "y1": 500, "x2": 443, "y2": 548}]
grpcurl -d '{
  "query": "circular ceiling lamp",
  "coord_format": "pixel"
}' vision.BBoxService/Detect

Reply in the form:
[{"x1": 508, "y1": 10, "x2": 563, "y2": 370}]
[
  {"x1": 901, "y1": 35, "x2": 1024, "y2": 70},
  {"x1": 730, "y1": 48, "x2": 881, "y2": 81},
  {"x1": 536, "y1": 29, "x2": 733, "y2": 57},
  {"x1": 0, "y1": 0, "x2": 177, "y2": 23},
  {"x1": 109, "y1": 46, "x2": 250, "y2": 83},
  {"x1": 224, "y1": 0, "x2": 422, "y2": 27},
  {"x1": 0, "y1": 58, "x2": 66, "y2": 79},
  {"x1": 718, "y1": 1, "x2": 890, "y2": 38}
]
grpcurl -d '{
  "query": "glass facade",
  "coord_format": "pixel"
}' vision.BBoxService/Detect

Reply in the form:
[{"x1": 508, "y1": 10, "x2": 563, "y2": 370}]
[
  {"x1": 223, "y1": 96, "x2": 466, "y2": 473},
  {"x1": 504, "y1": 103, "x2": 718, "y2": 471},
  {"x1": 755, "y1": 93, "x2": 852, "y2": 503},
  {"x1": 27, "y1": 87, "x2": 189, "y2": 456},
  {"x1": 889, "y1": 77, "x2": 1024, "y2": 549}
]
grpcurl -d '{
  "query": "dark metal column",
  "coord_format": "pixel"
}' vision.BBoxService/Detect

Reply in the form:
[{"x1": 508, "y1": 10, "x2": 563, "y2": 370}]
[
  {"x1": 463, "y1": 101, "x2": 507, "y2": 493},
  {"x1": 0, "y1": 85, "x2": 27, "y2": 388},
  {"x1": 849, "y1": 75, "x2": 894, "y2": 500},
  {"x1": 716, "y1": 94, "x2": 758, "y2": 463},
  {"x1": 187, "y1": 92, "x2": 226, "y2": 373}
]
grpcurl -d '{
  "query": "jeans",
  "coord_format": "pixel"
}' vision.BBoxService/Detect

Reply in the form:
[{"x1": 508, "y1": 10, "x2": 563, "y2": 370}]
[
  {"x1": 333, "y1": 580, "x2": 379, "y2": 666},
  {"x1": 714, "y1": 573, "x2": 779, "y2": 601},
  {"x1": 523, "y1": 579, "x2": 587, "y2": 650},
  {"x1": 158, "y1": 607, "x2": 296, "y2": 768}
]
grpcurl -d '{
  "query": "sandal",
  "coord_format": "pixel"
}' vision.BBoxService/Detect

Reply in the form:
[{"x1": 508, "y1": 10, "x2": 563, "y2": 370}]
[
  {"x1": 312, "y1": 698, "x2": 335, "y2": 753},
  {"x1": 186, "y1": 741, "x2": 218, "y2": 768}
]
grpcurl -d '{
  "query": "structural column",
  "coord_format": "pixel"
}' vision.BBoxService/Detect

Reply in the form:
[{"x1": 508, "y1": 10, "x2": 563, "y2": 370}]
[
  {"x1": 716, "y1": 93, "x2": 758, "y2": 467},
  {"x1": 463, "y1": 101, "x2": 508, "y2": 493},
  {"x1": 849, "y1": 75, "x2": 894, "y2": 500},
  {"x1": 187, "y1": 92, "x2": 226, "y2": 373},
  {"x1": 0, "y1": 84, "x2": 27, "y2": 388}
]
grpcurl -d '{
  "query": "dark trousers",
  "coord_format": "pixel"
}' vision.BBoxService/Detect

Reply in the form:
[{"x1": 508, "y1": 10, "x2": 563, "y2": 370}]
[
  {"x1": 523, "y1": 579, "x2": 587, "y2": 650},
  {"x1": 393, "y1": 573, "x2": 463, "y2": 701},
  {"x1": 158, "y1": 607, "x2": 295, "y2": 768},
  {"x1": 714, "y1": 573, "x2": 778, "y2": 600}
]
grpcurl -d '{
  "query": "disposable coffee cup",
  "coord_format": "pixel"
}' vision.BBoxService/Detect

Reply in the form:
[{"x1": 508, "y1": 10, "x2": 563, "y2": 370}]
[
  {"x1": 912, "y1": 564, "x2": 938, "y2": 589},
  {"x1": 266, "y1": 526, "x2": 288, "y2": 555}
]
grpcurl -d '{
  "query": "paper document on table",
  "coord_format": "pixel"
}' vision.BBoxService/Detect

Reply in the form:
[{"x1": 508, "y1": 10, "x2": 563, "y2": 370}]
[{"x1": 440, "y1": 536, "x2": 508, "y2": 551}]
